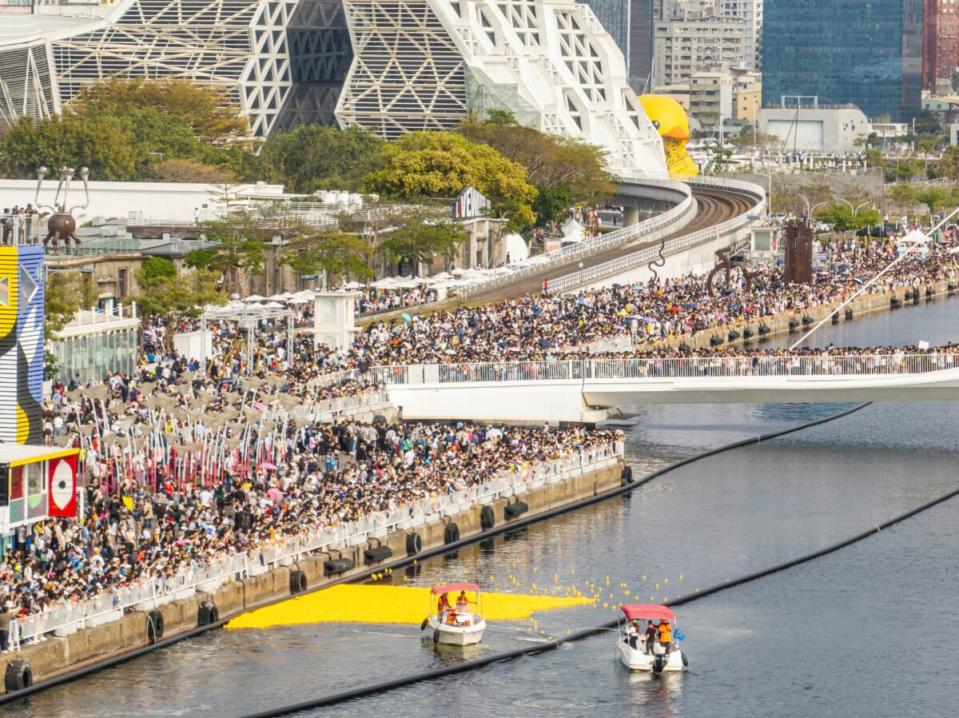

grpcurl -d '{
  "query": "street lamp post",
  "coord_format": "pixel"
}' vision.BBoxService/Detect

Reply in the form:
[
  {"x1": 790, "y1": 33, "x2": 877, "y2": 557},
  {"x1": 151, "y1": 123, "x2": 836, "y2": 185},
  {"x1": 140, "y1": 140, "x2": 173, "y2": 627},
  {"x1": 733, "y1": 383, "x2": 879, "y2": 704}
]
[{"x1": 754, "y1": 171, "x2": 773, "y2": 218}]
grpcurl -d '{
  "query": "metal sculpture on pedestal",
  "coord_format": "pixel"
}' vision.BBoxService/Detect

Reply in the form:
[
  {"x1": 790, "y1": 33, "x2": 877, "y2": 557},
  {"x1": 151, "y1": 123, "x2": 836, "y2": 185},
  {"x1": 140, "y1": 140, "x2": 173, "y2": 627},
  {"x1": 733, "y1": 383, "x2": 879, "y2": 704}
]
[
  {"x1": 783, "y1": 219, "x2": 814, "y2": 285},
  {"x1": 34, "y1": 166, "x2": 89, "y2": 252},
  {"x1": 706, "y1": 247, "x2": 758, "y2": 297}
]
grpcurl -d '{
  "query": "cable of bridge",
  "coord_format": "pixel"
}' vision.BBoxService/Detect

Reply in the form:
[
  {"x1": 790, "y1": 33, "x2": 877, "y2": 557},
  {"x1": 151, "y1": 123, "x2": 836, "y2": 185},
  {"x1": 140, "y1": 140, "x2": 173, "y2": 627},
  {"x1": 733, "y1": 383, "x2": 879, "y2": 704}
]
[{"x1": 231, "y1": 401, "x2": 959, "y2": 718}]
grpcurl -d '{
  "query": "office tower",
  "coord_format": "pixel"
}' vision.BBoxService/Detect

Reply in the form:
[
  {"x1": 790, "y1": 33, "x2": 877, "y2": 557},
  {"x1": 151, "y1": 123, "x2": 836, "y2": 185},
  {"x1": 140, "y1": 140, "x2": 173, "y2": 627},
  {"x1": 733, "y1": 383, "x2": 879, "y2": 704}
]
[{"x1": 763, "y1": 0, "x2": 923, "y2": 121}]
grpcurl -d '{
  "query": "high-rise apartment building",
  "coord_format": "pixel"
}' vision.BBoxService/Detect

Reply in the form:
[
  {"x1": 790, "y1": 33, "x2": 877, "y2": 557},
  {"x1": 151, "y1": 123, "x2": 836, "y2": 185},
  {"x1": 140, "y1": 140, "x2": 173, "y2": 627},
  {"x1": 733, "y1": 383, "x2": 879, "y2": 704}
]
[
  {"x1": 763, "y1": 0, "x2": 923, "y2": 121},
  {"x1": 924, "y1": 0, "x2": 959, "y2": 93},
  {"x1": 718, "y1": 0, "x2": 762, "y2": 69},
  {"x1": 653, "y1": 14, "x2": 746, "y2": 87}
]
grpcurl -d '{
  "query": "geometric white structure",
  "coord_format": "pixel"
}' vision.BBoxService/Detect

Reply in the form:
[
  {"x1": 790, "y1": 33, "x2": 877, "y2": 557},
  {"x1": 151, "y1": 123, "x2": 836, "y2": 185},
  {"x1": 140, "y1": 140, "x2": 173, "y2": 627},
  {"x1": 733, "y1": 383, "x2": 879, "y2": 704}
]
[
  {"x1": 338, "y1": 0, "x2": 667, "y2": 176},
  {"x1": 0, "y1": 0, "x2": 667, "y2": 176}
]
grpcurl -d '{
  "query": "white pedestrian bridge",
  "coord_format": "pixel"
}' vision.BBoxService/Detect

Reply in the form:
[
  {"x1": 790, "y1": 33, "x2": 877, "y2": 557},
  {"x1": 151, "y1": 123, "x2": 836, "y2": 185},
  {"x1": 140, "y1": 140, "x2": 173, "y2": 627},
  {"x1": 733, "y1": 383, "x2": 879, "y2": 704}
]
[{"x1": 373, "y1": 352, "x2": 959, "y2": 423}]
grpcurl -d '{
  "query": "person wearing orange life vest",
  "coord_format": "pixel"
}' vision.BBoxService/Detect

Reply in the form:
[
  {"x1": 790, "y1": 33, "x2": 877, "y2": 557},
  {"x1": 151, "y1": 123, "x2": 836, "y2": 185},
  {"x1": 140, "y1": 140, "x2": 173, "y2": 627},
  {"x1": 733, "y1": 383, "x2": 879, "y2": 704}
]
[
  {"x1": 658, "y1": 620, "x2": 672, "y2": 653},
  {"x1": 437, "y1": 592, "x2": 450, "y2": 621}
]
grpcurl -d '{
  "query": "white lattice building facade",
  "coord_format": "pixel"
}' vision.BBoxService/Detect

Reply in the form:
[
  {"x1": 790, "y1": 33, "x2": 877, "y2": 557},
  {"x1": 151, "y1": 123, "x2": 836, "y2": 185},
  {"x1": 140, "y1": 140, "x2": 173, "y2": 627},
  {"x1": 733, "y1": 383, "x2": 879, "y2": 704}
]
[{"x1": 0, "y1": 0, "x2": 666, "y2": 176}]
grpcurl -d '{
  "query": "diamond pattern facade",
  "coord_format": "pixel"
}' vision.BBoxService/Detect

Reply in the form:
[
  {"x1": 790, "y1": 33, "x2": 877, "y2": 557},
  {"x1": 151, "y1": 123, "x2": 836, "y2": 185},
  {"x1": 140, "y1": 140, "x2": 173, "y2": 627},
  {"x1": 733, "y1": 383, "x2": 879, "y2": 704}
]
[{"x1": 0, "y1": 0, "x2": 666, "y2": 175}]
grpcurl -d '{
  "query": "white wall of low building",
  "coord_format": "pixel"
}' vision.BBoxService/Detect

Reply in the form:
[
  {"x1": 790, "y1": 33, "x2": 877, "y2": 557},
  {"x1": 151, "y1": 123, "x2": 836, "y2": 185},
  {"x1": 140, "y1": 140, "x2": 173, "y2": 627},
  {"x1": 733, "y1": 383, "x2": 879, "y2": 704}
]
[
  {"x1": 758, "y1": 106, "x2": 870, "y2": 153},
  {"x1": 0, "y1": 179, "x2": 286, "y2": 225}
]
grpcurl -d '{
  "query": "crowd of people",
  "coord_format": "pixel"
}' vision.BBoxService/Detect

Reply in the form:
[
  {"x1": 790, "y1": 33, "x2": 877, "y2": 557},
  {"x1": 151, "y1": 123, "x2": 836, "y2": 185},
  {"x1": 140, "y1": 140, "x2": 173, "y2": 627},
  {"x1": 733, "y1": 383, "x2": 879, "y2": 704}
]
[
  {"x1": 3, "y1": 223, "x2": 955, "y2": 644},
  {"x1": 1, "y1": 204, "x2": 37, "y2": 244},
  {"x1": 5, "y1": 380, "x2": 621, "y2": 626},
  {"x1": 356, "y1": 287, "x2": 437, "y2": 315},
  {"x1": 353, "y1": 235, "x2": 959, "y2": 365}
]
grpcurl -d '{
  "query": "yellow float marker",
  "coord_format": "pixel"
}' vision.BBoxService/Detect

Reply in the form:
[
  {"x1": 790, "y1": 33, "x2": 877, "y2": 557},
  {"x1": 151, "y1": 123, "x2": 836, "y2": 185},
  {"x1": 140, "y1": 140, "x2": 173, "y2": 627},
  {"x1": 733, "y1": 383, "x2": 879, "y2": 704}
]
[{"x1": 227, "y1": 584, "x2": 593, "y2": 630}]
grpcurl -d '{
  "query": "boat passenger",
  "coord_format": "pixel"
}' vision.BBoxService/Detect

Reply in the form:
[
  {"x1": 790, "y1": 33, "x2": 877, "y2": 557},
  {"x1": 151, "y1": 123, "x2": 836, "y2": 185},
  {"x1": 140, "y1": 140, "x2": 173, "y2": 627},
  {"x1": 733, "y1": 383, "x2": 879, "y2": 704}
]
[
  {"x1": 658, "y1": 620, "x2": 672, "y2": 653},
  {"x1": 627, "y1": 620, "x2": 640, "y2": 649},
  {"x1": 437, "y1": 592, "x2": 450, "y2": 621},
  {"x1": 644, "y1": 620, "x2": 657, "y2": 654},
  {"x1": 455, "y1": 591, "x2": 469, "y2": 613}
]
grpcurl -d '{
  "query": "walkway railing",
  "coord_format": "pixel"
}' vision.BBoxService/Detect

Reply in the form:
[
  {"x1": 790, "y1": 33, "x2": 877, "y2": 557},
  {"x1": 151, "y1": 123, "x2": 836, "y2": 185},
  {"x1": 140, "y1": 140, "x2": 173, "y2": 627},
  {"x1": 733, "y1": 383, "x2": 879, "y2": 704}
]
[
  {"x1": 457, "y1": 179, "x2": 694, "y2": 298},
  {"x1": 6, "y1": 444, "x2": 622, "y2": 650},
  {"x1": 548, "y1": 176, "x2": 765, "y2": 293},
  {"x1": 372, "y1": 352, "x2": 959, "y2": 385}
]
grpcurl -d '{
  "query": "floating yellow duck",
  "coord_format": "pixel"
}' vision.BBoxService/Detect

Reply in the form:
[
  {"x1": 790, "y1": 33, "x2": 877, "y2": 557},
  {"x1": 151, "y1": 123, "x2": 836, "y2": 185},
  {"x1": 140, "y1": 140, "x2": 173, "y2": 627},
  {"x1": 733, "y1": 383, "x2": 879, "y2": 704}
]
[{"x1": 639, "y1": 94, "x2": 699, "y2": 177}]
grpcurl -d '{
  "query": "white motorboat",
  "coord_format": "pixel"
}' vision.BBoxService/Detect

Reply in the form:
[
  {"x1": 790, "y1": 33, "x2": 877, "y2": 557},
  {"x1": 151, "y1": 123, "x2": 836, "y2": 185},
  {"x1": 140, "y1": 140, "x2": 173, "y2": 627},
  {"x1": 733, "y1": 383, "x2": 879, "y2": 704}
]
[
  {"x1": 617, "y1": 604, "x2": 688, "y2": 674},
  {"x1": 423, "y1": 582, "x2": 487, "y2": 646}
]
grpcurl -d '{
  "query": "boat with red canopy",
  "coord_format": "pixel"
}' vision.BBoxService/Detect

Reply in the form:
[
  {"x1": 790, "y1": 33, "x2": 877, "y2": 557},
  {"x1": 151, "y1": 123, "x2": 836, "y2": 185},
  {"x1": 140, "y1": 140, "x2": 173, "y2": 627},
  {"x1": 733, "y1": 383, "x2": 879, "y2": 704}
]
[
  {"x1": 617, "y1": 604, "x2": 688, "y2": 673},
  {"x1": 423, "y1": 582, "x2": 487, "y2": 646}
]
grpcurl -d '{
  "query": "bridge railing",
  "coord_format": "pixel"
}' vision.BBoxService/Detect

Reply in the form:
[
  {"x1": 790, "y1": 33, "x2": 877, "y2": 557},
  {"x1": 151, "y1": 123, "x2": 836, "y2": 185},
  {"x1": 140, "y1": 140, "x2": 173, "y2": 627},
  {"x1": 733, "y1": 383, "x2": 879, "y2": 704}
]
[
  {"x1": 548, "y1": 176, "x2": 766, "y2": 294},
  {"x1": 373, "y1": 352, "x2": 959, "y2": 385}
]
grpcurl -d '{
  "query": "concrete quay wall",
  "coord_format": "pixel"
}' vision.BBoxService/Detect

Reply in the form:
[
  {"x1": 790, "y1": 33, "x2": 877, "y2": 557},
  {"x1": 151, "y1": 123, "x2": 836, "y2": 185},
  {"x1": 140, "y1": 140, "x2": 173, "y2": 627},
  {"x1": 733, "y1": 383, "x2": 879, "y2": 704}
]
[
  {"x1": 645, "y1": 278, "x2": 956, "y2": 353},
  {"x1": 2, "y1": 460, "x2": 623, "y2": 693}
]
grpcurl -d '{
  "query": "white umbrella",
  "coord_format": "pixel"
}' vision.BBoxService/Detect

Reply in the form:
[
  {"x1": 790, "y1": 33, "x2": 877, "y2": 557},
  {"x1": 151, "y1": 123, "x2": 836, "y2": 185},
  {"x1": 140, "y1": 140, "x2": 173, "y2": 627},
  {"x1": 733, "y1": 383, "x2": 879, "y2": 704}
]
[
  {"x1": 371, "y1": 277, "x2": 399, "y2": 288},
  {"x1": 243, "y1": 294, "x2": 266, "y2": 303}
]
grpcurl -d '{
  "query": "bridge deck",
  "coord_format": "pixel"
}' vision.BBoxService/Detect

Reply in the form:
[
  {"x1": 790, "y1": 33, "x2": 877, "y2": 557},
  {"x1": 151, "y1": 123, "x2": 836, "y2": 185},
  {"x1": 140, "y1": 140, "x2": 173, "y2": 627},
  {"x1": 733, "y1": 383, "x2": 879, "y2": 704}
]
[{"x1": 376, "y1": 353, "x2": 959, "y2": 423}]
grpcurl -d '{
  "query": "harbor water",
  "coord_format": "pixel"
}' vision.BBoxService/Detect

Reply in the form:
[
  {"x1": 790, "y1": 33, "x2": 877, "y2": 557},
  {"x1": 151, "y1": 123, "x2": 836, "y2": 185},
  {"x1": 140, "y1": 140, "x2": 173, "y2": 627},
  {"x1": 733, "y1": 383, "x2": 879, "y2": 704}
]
[{"x1": 8, "y1": 297, "x2": 959, "y2": 718}]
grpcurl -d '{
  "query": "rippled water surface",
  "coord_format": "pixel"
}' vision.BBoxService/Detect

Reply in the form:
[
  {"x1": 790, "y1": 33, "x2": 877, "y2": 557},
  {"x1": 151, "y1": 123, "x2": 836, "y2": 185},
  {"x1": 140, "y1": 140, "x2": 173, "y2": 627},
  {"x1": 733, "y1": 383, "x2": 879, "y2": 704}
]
[{"x1": 8, "y1": 300, "x2": 959, "y2": 718}]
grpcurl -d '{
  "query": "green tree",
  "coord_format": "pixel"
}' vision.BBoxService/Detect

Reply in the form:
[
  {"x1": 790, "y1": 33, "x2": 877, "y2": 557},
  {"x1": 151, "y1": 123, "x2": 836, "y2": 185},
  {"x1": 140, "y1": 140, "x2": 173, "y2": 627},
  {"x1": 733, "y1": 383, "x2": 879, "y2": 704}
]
[
  {"x1": 378, "y1": 213, "x2": 467, "y2": 270},
  {"x1": 151, "y1": 158, "x2": 236, "y2": 184},
  {"x1": 533, "y1": 183, "x2": 574, "y2": 227},
  {"x1": 280, "y1": 228, "x2": 374, "y2": 284},
  {"x1": 75, "y1": 78, "x2": 249, "y2": 144},
  {"x1": 135, "y1": 262, "x2": 224, "y2": 352},
  {"x1": 140, "y1": 256, "x2": 178, "y2": 281},
  {"x1": 257, "y1": 125, "x2": 387, "y2": 192},
  {"x1": 0, "y1": 114, "x2": 138, "y2": 180},
  {"x1": 888, "y1": 183, "x2": 918, "y2": 214},
  {"x1": 932, "y1": 145, "x2": 959, "y2": 180},
  {"x1": 362, "y1": 131, "x2": 538, "y2": 229},
  {"x1": 913, "y1": 110, "x2": 943, "y2": 137},
  {"x1": 915, "y1": 186, "x2": 955, "y2": 216},
  {"x1": 814, "y1": 203, "x2": 881, "y2": 233},
  {"x1": 458, "y1": 115, "x2": 614, "y2": 213},
  {"x1": 0, "y1": 79, "x2": 252, "y2": 181},
  {"x1": 45, "y1": 271, "x2": 97, "y2": 334},
  {"x1": 188, "y1": 211, "x2": 273, "y2": 294}
]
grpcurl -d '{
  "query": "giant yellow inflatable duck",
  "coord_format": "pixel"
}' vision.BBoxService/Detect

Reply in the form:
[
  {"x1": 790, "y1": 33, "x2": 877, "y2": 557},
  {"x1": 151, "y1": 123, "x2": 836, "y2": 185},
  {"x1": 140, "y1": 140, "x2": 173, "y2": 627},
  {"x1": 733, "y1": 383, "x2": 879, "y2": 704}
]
[{"x1": 639, "y1": 94, "x2": 699, "y2": 177}]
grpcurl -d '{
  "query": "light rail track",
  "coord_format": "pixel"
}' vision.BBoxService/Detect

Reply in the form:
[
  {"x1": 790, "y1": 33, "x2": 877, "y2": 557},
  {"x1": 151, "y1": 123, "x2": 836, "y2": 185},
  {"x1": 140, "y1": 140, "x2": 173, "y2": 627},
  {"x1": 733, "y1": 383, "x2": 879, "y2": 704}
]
[{"x1": 469, "y1": 186, "x2": 755, "y2": 302}]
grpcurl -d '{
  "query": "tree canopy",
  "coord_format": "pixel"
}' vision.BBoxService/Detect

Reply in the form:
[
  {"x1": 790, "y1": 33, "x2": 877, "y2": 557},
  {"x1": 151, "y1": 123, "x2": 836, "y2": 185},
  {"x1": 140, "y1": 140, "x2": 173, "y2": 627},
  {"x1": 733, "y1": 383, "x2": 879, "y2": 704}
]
[
  {"x1": 75, "y1": 78, "x2": 249, "y2": 145},
  {"x1": 361, "y1": 131, "x2": 538, "y2": 229},
  {"x1": 280, "y1": 228, "x2": 374, "y2": 284},
  {"x1": 458, "y1": 112, "x2": 614, "y2": 225},
  {"x1": 814, "y1": 203, "x2": 882, "y2": 232},
  {"x1": 257, "y1": 125, "x2": 387, "y2": 193},
  {"x1": 135, "y1": 260, "x2": 223, "y2": 351},
  {"x1": 187, "y1": 211, "x2": 277, "y2": 294},
  {"x1": 378, "y1": 211, "x2": 467, "y2": 268},
  {"x1": 45, "y1": 271, "x2": 97, "y2": 335},
  {"x1": 0, "y1": 79, "x2": 248, "y2": 181}
]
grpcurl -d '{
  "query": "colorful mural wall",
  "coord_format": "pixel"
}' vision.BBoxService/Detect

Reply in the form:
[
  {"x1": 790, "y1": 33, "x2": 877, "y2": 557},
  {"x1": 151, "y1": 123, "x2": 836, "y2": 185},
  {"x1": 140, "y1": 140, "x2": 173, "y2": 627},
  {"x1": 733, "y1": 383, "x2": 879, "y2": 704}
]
[{"x1": 0, "y1": 246, "x2": 45, "y2": 444}]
